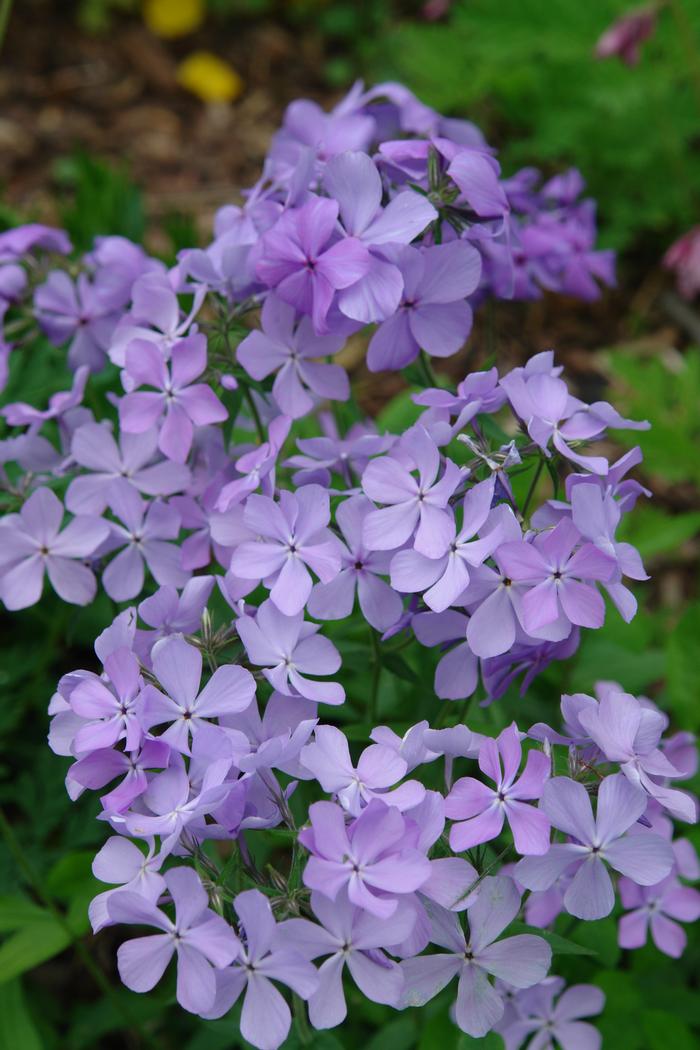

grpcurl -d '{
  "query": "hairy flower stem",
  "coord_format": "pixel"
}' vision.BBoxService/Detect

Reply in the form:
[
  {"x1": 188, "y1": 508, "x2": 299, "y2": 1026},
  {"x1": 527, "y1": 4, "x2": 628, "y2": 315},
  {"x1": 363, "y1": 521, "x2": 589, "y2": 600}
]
[{"x1": 0, "y1": 806, "x2": 164, "y2": 1050}]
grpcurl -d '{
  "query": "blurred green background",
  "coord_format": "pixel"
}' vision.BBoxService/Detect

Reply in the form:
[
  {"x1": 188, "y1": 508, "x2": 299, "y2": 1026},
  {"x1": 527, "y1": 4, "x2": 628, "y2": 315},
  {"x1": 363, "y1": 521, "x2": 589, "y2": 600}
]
[{"x1": 0, "y1": 1, "x2": 699, "y2": 1048}]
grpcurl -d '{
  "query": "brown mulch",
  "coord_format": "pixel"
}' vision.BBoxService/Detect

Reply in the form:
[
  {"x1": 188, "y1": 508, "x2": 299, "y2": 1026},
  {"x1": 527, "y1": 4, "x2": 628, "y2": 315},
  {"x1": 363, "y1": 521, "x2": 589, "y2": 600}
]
[{"x1": 1, "y1": 1, "x2": 330, "y2": 230}]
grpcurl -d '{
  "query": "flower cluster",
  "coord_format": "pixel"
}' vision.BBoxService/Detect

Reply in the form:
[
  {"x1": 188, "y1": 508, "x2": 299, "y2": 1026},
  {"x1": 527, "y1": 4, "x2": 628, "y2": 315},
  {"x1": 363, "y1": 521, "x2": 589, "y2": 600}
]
[{"x1": 0, "y1": 82, "x2": 696, "y2": 1047}]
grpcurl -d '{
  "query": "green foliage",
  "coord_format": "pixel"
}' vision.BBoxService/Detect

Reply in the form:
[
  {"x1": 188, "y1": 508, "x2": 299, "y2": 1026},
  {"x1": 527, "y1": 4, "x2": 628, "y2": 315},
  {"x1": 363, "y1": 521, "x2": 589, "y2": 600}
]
[
  {"x1": 370, "y1": 0, "x2": 700, "y2": 248},
  {"x1": 53, "y1": 153, "x2": 145, "y2": 251}
]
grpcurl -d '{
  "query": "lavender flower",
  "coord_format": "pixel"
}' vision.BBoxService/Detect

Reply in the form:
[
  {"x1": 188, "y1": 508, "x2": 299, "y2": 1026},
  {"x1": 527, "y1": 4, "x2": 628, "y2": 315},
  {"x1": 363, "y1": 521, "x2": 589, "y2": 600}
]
[
  {"x1": 236, "y1": 600, "x2": 345, "y2": 705},
  {"x1": 277, "y1": 889, "x2": 413, "y2": 1028},
  {"x1": 367, "y1": 241, "x2": 481, "y2": 371},
  {"x1": 108, "y1": 866, "x2": 240, "y2": 1014},
  {"x1": 515, "y1": 775, "x2": 674, "y2": 919},
  {"x1": 446, "y1": 724, "x2": 551, "y2": 855},
  {"x1": 618, "y1": 873, "x2": 700, "y2": 958},
  {"x1": 120, "y1": 334, "x2": 227, "y2": 463},
  {"x1": 300, "y1": 724, "x2": 425, "y2": 815},
  {"x1": 200, "y1": 889, "x2": 318, "y2": 1050},
  {"x1": 230, "y1": 485, "x2": 341, "y2": 615},
  {"x1": 362, "y1": 425, "x2": 463, "y2": 557},
  {"x1": 102, "y1": 482, "x2": 188, "y2": 601},
  {"x1": 255, "y1": 197, "x2": 371, "y2": 334},
  {"x1": 0, "y1": 487, "x2": 108, "y2": 610},
  {"x1": 237, "y1": 294, "x2": 349, "y2": 418},
  {"x1": 401, "y1": 877, "x2": 551, "y2": 1038},
  {"x1": 307, "y1": 494, "x2": 403, "y2": 631},
  {"x1": 300, "y1": 799, "x2": 431, "y2": 917}
]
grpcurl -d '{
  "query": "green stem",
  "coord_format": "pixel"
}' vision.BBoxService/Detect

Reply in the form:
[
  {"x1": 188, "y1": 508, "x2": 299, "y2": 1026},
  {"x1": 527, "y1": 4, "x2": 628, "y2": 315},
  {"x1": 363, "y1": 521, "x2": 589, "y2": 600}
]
[
  {"x1": 0, "y1": 807, "x2": 163, "y2": 1049},
  {"x1": 0, "y1": 0, "x2": 13, "y2": 53},
  {"x1": 417, "y1": 350, "x2": 437, "y2": 389},
  {"x1": 293, "y1": 994, "x2": 313, "y2": 1045},
  {"x1": 368, "y1": 627, "x2": 382, "y2": 725},
  {"x1": 242, "y1": 384, "x2": 265, "y2": 443},
  {"x1": 521, "y1": 457, "x2": 545, "y2": 520}
]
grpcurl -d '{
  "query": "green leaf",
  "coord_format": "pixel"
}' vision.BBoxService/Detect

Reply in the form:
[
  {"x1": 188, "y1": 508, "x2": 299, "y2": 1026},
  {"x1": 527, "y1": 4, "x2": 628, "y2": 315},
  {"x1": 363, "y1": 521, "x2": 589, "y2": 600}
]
[
  {"x1": 570, "y1": 917, "x2": 621, "y2": 968},
  {"x1": 0, "y1": 915, "x2": 71, "y2": 984},
  {"x1": 509, "y1": 922, "x2": 596, "y2": 956},
  {"x1": 667, "y1": 602, "x2": 700, "y2": 731},
  {"x1": 641, "y1": 1010, "x2": 695, "y2": 1050},
  {"x1": 367, "y1": 1017, "x2": 417, "y2": 1050},
  {"x1": 0, "y1": 980, "x2": 43, "y2": 1050},
  {"x1": 619, "y1": 506, "x2": 700, "y2": 560},
  {"x1": 382, "y1": 653, "x2": 419, "y2": 684}
]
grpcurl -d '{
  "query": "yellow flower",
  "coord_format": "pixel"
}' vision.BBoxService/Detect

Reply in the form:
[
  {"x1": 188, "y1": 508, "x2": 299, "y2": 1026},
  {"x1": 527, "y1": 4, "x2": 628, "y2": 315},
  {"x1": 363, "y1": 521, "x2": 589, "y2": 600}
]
[
  {"x1": 177, "y1": 51, "x2": 244, "y2": 104},
  {"x1": 143, "y1": 0, "x2": 205, "y2": 39}
]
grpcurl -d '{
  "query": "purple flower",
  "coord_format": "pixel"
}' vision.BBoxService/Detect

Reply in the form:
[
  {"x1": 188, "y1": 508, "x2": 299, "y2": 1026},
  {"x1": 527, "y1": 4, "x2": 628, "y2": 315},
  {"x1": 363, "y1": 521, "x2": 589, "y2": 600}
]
[
  {"x1": 446, "y1": 724, "x2": 551, "y2": 855},
  {"x1": 255, "y1": 197, "x2": 371, "y2": 334},
  {"x1": 618, "y1": 874, "x2": 700, "y2": 959},
  {"x1": 595, "y1": 6, "x2": 657, "y2": 65},
  {"x1": 66, "y1": 422, "x2": 190, "y2": 514},
  {"x1": 120, "y1": 334, "x2": 227, "y2": 463},
  {"x1": 401, "y1": 877, "x2": 551, "y2": 1038},
  {"x1": 215, "y1": 414, "x2": 291, "y2": 511},
  {"x1": 230, "y1": 485, "x2": 341, "y2": 615},
  {"x1": 500, "y1": 370, "x2": 648, "y2": 476},
  {"x1": 227, "y1": 692, "x2": 317, "y2": 777},
  {"x1": 34, "y1": 270, "x2": 121, "y2": 370},
  {"x1": 575, "y1": 687, "x2": 697, "y2": 823},
  {"x1": 68, "y1": 646, "x2": 146, "y2": 754},
  {"x1": 307, "y1": 494, "x2": 404, "y2": 631},
  {"x1": 300, "y1": 724, "x2": 425, "y2": 816},
  {"x1": 286, "y1": 413, "x2": 395, "y2": 488},
  {"x1": 323, "y1": 150, "x2": 437, "y2": 323},
  {"x1": 236, "y1": 600, "x2": 345, "y2": 705},
  {"x1": 144, "y1": 635, "x2": 255, "y2": 753},
  {"x1": 390, "y1": 477, "x2": 502, "y2": 612},
  {"x1": 515, "y1": 775, "x2": 675, "y2": 920},
  {"x1": 200, "y1": 889, "x2": 318, "y2": 1050},
  {"x1": 68, "y1": 737, "x2": 169, "y2": 815},
  {"x1": 102, "y1": 481, "x2": 189, "y2": 601},
  {"x1": 569, "y1": 481, "x2": 648, "y2": 622},
  {"x1": 412, "y1": 608, "x2": 480, "y2": 701},
  {"x1": 664, "y1": 226, "x2": 700, "y2": 300},
  {"x1": 276, "y1": 889, "x2": 413, "y2": 1028},
  {"x1": 497, "y1": 518, "x2": 616, "y2": 633},
  {"x1": 367, "y1": 241, "x2": 481, "y2": 371},
  {"x1": 237, "y1": 295, "x2": 349, "y2": 418},
  {"x1": 0, "y1": 223, "x2": 71, "y2": 260},
  {"x1": 447, "y1": 148, "x2": 510, "y2": 218},
  {"x1": 300, "y1": 799, "x2": 431, "y2": 917},
  {"x1": 362, "y1": 425, "x2": 463, "y2": 557},
  {"x1": 500, "y1": 977, "x2": 604, "y2": 1050},
  {"x1": 109, "y1": 270, "x2": 205, "y2": 366},
  {"x1": 89, "y1": 836, "x2": 164, "y2": 933},
  {"x1": 2, "y1": 365, "x2": 89, "y2": 426},
  {"x1": 0, "y1": 488, "x2": 108, "y2": 610},
  {"x1": 124, "y1": 745, "x2": 232, "y2": 854},
  {"x1": 108, "y1": 866, "x2": 240, "y2": 1014},
  {"x1": 413, "y1": 366, "x2": 506, "y2": 436},
  {"x1": 135, "y1": 576, "x2": 215, "y2": 657}
]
